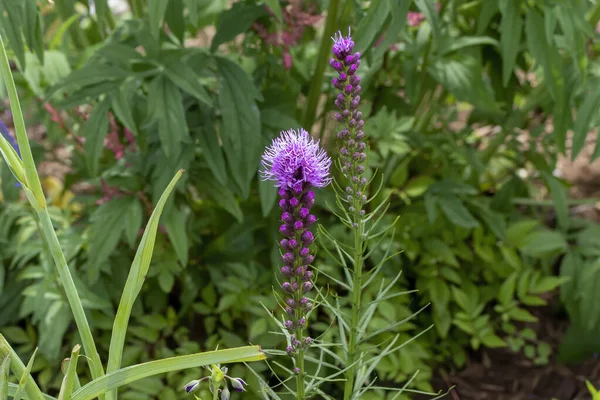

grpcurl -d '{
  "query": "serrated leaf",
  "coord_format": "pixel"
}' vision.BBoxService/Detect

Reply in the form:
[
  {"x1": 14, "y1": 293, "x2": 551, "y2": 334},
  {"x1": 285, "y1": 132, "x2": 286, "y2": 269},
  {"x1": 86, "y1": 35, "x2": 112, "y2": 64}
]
[
  {"x1": 211, "y1": 2, "x2": 268, "y2": 51},
  {"x1": 148, "y1": 75, "x2": 190, "y2": 158},
  {"x1": 499, "y1": 0, "x2": 522, "y2": 86},
  {"x1": 438, "y1": 195, "x2": 479, "y2": 229},
  {"x1": 83, "y1": 97, "x2": 111, "y2": 177}
]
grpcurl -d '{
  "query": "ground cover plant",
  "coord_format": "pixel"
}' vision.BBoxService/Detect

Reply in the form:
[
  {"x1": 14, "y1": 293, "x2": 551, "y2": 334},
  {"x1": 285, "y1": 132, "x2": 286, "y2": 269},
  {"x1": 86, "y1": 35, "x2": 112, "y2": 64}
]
[{"x1": 0, "y1": 0, "x2": 600, "y2": 399}]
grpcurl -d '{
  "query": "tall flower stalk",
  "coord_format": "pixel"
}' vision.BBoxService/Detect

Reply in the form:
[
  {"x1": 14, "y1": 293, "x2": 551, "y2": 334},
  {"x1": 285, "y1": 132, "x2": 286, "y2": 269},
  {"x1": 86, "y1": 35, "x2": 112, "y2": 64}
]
[
  {"x1": 261, "y1": 128, "x2": 331, "y2": 399},
  {"x1": 329, "y1": 29, "x2": 368, "y2": 400}
]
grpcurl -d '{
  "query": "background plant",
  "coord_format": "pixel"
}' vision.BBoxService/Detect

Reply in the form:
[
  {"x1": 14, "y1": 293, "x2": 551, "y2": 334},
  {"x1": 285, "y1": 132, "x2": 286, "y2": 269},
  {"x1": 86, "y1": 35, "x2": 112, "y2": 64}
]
[{"x1": 0, "y1": 0, "x2": 599, "y2": 398}]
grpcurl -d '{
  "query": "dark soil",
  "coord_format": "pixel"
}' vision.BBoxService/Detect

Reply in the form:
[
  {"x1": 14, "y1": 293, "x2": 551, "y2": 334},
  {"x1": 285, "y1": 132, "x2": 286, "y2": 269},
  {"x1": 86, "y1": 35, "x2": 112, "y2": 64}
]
[{"x1": 427, "y1": 304, "x2": 600, "y2": 400}]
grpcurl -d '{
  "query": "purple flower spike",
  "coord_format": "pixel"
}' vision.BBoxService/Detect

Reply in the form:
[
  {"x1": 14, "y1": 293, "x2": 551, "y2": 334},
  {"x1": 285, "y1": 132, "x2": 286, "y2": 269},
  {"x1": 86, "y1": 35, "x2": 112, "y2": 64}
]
[
  {"x1": 261, "y1": 128, "x2": 332, "y2": 189},
  {"x1": 332, "y1": 29, "x2": 355, "y2": 59}
]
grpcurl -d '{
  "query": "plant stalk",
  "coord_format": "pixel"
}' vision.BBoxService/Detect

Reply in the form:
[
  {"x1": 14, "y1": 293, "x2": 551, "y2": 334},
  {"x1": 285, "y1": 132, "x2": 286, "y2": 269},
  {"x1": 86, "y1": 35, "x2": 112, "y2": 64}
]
[{"x1": 303, "y1": 0, "x2": 340, "y2": 130}]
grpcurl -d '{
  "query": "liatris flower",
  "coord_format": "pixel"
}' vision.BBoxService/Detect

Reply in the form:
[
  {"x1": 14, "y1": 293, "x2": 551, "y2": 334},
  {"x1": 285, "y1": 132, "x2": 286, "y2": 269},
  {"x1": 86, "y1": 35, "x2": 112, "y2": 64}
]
[
  {"x1": 261, "y1": 128, "x2": 331, "y2": 358},
  {"x1": 330, "y1": 29, "x2": 367, "y2": 220}
]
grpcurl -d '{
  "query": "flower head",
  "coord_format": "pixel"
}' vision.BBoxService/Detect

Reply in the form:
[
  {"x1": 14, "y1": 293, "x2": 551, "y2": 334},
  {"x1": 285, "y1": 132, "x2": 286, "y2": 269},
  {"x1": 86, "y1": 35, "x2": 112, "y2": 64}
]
[
  {"x1": 261, "y1": 128, "x2": 331, "y2": 191},
  {"x1": 332, "y1": 29, "x2": 355, "y2": 59}
]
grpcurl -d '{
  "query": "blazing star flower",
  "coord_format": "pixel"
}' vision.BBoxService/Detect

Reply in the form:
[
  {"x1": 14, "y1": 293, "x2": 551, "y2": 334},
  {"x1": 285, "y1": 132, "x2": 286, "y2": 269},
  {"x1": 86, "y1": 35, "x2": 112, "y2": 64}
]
[
  {"x1": 330, "y1": 29, "x2": 368, "y2": 220},
  {"x1": 261, "y1": 128, "x2": 331, "y2": 365},
  {"x1": 261, "y1": 128, "x2": 331, "y2": 192}
]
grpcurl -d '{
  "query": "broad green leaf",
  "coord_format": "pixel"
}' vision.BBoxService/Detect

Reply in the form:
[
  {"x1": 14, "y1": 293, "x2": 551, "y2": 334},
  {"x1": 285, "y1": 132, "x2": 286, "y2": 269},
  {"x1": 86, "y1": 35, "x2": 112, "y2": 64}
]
[
  {"x1": 541, "y1": 171, "x2": 569, "y2": 231},
  {"x1": 105, "y1": 171, "x2": 183, "y2": 400},
  {"x1": 111, "y1": 82, "x2": 139, "y2": 136},
  {"x1": 481, "y1": 334, "x2": 506, "y2": 348},
  {"x1": 499, "y1": 0, "x2": 522, "y2": 86},
  {"x1": 520, "y1": 230, "x2": 567, "y2": 257},
  {"x1": 424, "y1": 192, "x2": 438, "y2": 223},
  {"x1": 415, "y1": 0, "x2": 441, "y2": 38},
  {"x1": 13, "y1": 348, "x2": 37, "y2": 400},
  {"x1": 258, "y1": 176, "x2": 277, "y2": 217},
  {"x1": 211, "y1": 2, "x2": 268, "y2": 51},
  {"x1": 43, "y1": 51, "x2": 71, "y2": 87},
  {"x1": 0, "y1": 354, "x2": 9, "y2": 400},
  {"x1": 148, "y1": 0, "x2": 169, "y2": 38},
  {"x1": 73, "y1": 346, "x2": 265, "y2": 400},
  {"x1": 506, "y1": 219, "x2": 539, "y2": 247},
  {"x1": 572, "y1": 80, "x2": 600, "y2": 159},
  {"x1": 83, "y1": 97, "x2": 111, "y2": 177},
  {"x1": 531, "y1": 276, "x2": 569, "y2": 294},
  {"x1": 163, "y1": 58, "x2": 212, "y2": 107},
  {"x1": 197, "y1": 121, "x2": 228, "y2": 185},
  {"x1": 438, "y1": 195, "x2": 479, "y2": 229},
  {"x1": 124, "y1": 198, "x2": 143, "y2": 247},
  {"x1": 354, "y1": 0, "x2": 391, "y2": 54},
  {"x1": 497, "y1": 273, "x2": 517, "y2": 306},
  {"x1": 199, "y1": 175, "x2": 244, "y2": 223},
  {"x1": 148, "y1": 75, "x2": 190, "y2": 158},
  {"x1": 165, "y1": 206, "x2": 189, "y2": 266},
  {"x1": 89, "y1": 197, "x2": 135, "y2": 282},
  {"x1": 509, "y1": 308, "x2": 537, "y2": 323},
  {"x1": 217, "y1": 56, "x2": 262, "y2": 198}
]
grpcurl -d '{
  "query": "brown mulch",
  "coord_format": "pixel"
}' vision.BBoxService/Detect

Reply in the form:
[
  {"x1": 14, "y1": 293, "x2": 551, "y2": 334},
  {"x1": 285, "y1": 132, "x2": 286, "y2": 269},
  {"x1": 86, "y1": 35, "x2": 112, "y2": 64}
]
[{"x1": 427, "y1": 303, "x2": 600, "y2": 400}]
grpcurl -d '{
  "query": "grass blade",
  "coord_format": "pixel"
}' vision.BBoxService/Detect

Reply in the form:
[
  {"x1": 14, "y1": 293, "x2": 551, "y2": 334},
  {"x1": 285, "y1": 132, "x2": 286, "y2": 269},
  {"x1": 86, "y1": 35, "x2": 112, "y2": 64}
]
[
  {"x1": 105, "y1": 170, "x2": 184, "y2": 399},
  {"x1": 0, "y1": 336, "x2": 44, "y2": 400},
  {"x1": 58, "y1": 345, "x2": 81, "y2": 400},
  {"x1": 13, "y1": 348, "x2": 37, "y2": 400},
  {"x1": 0, "y1": 354, "x2": 10, "y2": 400},
  {"x1": 73, "y1": 346, "x2": 265, "y2": 400}
]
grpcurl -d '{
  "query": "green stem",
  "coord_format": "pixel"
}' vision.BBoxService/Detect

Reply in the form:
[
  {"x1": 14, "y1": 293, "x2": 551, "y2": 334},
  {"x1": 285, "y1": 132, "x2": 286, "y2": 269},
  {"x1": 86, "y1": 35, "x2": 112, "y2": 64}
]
[
  {"x1": 37, "y1": 211, "x2": 106, "y2": 388},
  {"x1": 343, "y1": 213, "x2": 363, "y2": 400},
  {"x1": 303, "y1": 0, "x2": 340, "y2": 130},
  {"x1": 0, "y1": 336, "x2": 45, "y2": 400},
  {"x1": 295, "y1": 350, "x2": 305, "y2": 400}
]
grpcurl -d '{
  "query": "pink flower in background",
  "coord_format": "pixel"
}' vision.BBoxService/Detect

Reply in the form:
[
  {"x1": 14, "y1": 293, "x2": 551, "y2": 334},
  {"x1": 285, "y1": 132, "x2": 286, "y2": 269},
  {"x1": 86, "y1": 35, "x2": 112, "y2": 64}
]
[{"x1": 253, "y1": 0, "x2": 322, "y2": 70}]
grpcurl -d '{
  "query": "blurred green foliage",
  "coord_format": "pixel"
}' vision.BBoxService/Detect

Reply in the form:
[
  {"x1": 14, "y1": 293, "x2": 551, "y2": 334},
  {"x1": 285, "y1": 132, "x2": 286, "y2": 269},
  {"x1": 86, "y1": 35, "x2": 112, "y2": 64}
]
[{"x1": 1, "y1": 0, "x2": 600, "y2": 398}]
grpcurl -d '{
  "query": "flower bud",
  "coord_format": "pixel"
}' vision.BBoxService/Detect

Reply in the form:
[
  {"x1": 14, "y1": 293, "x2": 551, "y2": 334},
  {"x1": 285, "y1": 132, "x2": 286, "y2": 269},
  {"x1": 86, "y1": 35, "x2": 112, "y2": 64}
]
[
  {"x1": 280, "y1": 224, "x2": 293, "y2": 236},
  {"x1": 297, "y1": 317, "x2": 306, "y2": 327},
  {"x1": 281, "y1": 212, "x2": 294, "y2": 223},
  {"x1": 286, "y1": 298, "x2": 296, "y2": 308},
  {"x1": 350, "y1": 75, "x2": 360, "y2": 86},
  {"x1": 302, "y1": 282, "x2": 313, "y2": 293},
  {"x1": 300, "y1": 247, "x2": 310, "y2": 258},
  {"x1": 338, "y1": 73, "x2": 348, "y2": 82},
  {"x1": 348, "y1": 64, "x2": 358, "y2": 75},
  {"x1": 355, "y1": 130, "x2": 364, "y2": 140},
  {"x1": 230, "y1": 378, "x2": 247, "y2": 393},
  {"x1": 303, "y1": 270, "x2": 313, "y2": 281},
  {"x1": 286, "y1": 345, "x2": 295, "y2": 355},
  {"x1": 286, "y1": 307, "x2": 294, "y2": 316},
  {"x1": 299, "y1": 207, "x2": 310, "y2": 219},
  {"x1": 344, "y1": 84, "x2": 353, "y2": 94},
  {"x1": 292, "y1": 282, "x2": 300, "y2": 291},
  {"x1": 304, "y1": 337, "x2": 313, "y2": 346},
  {"x1": 184, "y1": 380, "x2": 201, "y2": 394},
  {"x1": 301, "y1": 231, "x2": 314, "y2": 245},
  {"x1": 295, "y1": 266, "x2": 305, "y2": 276},
  {"x1": 282, "y1": 252, "x2": 295, "y2": 263},
  {"x1": 302, "y1": 191, "x2": 315, "y2": 207},
  {"x1": 285, "y1": 320, "x2": 295, "y2": 330},
  {"x1": 288, "y1": 238, "x2": 299, "y2": 249},
  {"x1": 304, "y1": 255, "x2": 314, "y2": 264},
  {"x1": 293, "y1": 367, "x2": 301, "y2": 374},
  {"x1": 293, "y1": 339, "x2": 302, "y2": 347},
  {"x1": 293, "y1": 220, "x2": 304, "y2": 231},
  {"x1": 289, "y1": 197, "x2": 300, "y2": 207},
  {"x1": 278, "y1": 187, "x2": 289, "y2": 198},
  {"x1": 280, "y1": 238, "x2": 290, "y2": 249},
  {"x1": 279, "y1": 199, "x2": 289, "y2": 210},
  {"x1": 281, "y1": 265, "x2": 293, "y2": 277},
  {"x1": 282, "y1": 282, "x2": 293, "y2": 293},
  {"x1": 305, "y1": 215, "x2": 317, "y2": 226}
]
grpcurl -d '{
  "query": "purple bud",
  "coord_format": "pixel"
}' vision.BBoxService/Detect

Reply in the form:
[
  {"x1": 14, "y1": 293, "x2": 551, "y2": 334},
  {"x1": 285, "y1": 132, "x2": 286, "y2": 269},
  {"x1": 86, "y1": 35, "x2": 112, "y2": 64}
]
[
  {"x1": 337, "y1": 129, "x2": 349, "y2": 139},
  {"x1": 304, "y1": 337, "x2": 313, "y2": 346},
  {"x1": 348, "y1": 139, "x2": 356, "y2": 147},
  {"x1": 184, "y1": 380, "x2": 201, "y2": 393},
  {"x1": 360, "y1": 153, "x2": 366, "y2": 161},
  {"x1": 350, "y1": 75, "x2": 360, "y2": 85},
  {"x1": 292, "y1": 281, "x2": 300, "y2": 291},
  {"x1": 338, "y1": 73, "x2": 347, "y2": 82},
  {"x1": 335, "y1": 99, "x2": 345, "y2": 109},
  {"x1": 302, "y1": 191, "x2": 315, "y2": 207},
  {"x1": 305, "y1": 215, "x2": 317, "y2": 226},
  {"x1": 294, "y1": 220, "x2": 304, "y2": 231},
  {"x1": 297, "y1": 317, "x2": 306, "y2": 327},
  {"x1": 293, "y1": 339, "x2": 302, "y2": 347},
  {"x1": 279, "y1": 199, "x2": 289, "y2": 210},
  {"x1": 286, "y1": 307, "x2": 294, "y2": 316},
  {"x1": 281, "y1": 266, "x2": 293, "y2": 277},
  {"x1": 278, "y1": 187, "x2": 289, "y2": 198},
  {"x1": 349, "y1": 206, "x2": 355, "y2": 212},
  {"x1": 352, "y1": 222, "x2": 359, "y2": 228},
  {"x1": 289, "y1": 197, "x2": 300, "y2": 207},
  {"x1": 282, "y1": 282, "x2": 293, "y2": 293},
  {"x1": 354, "y1": 110, "x2": 363, "y2": 120},
  {"x1": 357, "y1": 165, "x2": 365, "y2": 173},
  {"x1": 353, "y1": 85, "x2": 362, "y2": 95},
  {"x1": 353, "y1": 152, "x2": 361, "y2": 160},
  {"x1": 357, "y1": 120, "x2": 364, "y2": 128},
  {"x1": 292, "y1": 183, "x2": 303, "y2": 196},
  {"x1": 283, "y1": 252, "x2": 295, "y2": 263},
  {"x1": 361, "y1": 194, "x2": 367, "y2": 202},
  {"x1": 295, "y1": 266, "x2": 305, "y2": 276},
  {"x1": 332, "y1": 60, "x2": 343, "y2": 71},
  {"x1": 285, "y1": 320, "x2": 294, "y2": 330},
  {"x1": 344, "y1": 84, "x2": 353, "y2": 94},
  {"x1": 302, "y1": 282, "x2": 313, "y2": 293},
  {"x1": 359, "y1": 209, "x2": 365, "y2": 216},
  {"x1": 286, "y1": 298, "x2": 296, "y2": 307},
  {"x1": 288, "y1": 238, "x2": 299, "y2": 249},
  {"x1": 230, "y1": 378, "x2": 247, "y2": 393},
  {"x1": 300, "y1": 247, "x2": 310, "y2": 258},
  {"x1": 346, "y1": 186, "x2": 352, "y2": 193},
  {"x1": 345, "y1": 55, "x2": 354, "y2": 65},
  {"x1": 293, "y1": 367, "x2": 301, "y2": 374},
  {"x1": 360, "y1": 177, "x2": 367, "y2": 185},
  {"x1": 340, "y1": 147, "x2": 349, "y2": 155},
  {"x1": 286, "y1": 345, "x2": 295, "y2": 355},
  {"x1": 301, "y1": 231, "x2": 314, "y2": 245},
  {"x1": 346, "y1": 195, "x2": 353, "y2": 202},
  {"x1": 297, "y1": 208, "x2": 308, "y2": 220},
  {"x1": 280, "y1": 238, "x2": 290, "y2": 249},
  {"x1": 300, "y1": 297, "x2": 309, "y2": 306},
  {"x1": 353, "y1": 52, "x2": 361, "y2": 60},
  {"x1": 350, "y1": 100, "x2": 359, "y2": 110},
  {"x1": 304, "y1": 255, "x2": 314, "y2": 264},
  {"x1": 358, "y1": 142, "x2": 366, "y2": 150},
  {"x1": 280, "y1": 224, "x2": 293, "y2": 236},
  {"x1": 335, "y1": 113, "x2": 343, "y2": 122},
  {"x1": 348, "y1": 64, "x2": 358, "y2": 75},
  {"x1": 282, "y1": 212, "x2": 294, "y2": 223},
  {"x1": 356, "y1": 130, "x2": 364, "y2": 140},
  {"x1": 332, "y1": 78, "x2": 339, "y2": 87},
  {"x1": 303, "y1": 270, "x2": 313, "y2": 281}
]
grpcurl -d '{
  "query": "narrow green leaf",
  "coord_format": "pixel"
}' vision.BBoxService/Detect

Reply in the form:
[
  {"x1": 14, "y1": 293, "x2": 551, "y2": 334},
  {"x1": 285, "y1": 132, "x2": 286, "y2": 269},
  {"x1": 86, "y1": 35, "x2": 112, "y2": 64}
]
[
  {"x1": 164, "y1": 0, "x2": 185, "y2": 43},
  {"x1": 541, "y1": 171, "x2": 569, "y2": 231},
  {"x1": 415, "y1": 0, "x2": 441, "y2": 38},
  {"x1": 94, "y1": 0, "x2": 109, "y2": 35},
  {"x1": 498, "y1": 273, "x2": 517, "y2": 305},
  {"x1": 476, "y1": 1, "x2": 498, "y2": 34},
  {"x1": 0, "y1": 354, "x2": 9, "y2": 400},
  {"x1": 499, "y1": 0, "x2": 522, "y2": 86},
  {"x1": 0, "y1": 0, "x2": 25, "y2": 68},
  {"x1": 105, "y1": 170, "x2": 184, "y2": 398},
  {"x1": 84, "y1": 97, "x2": 111, "y2": 177},
  {"x1": 57, "y1": 345, "x2": 80, "y2": 400},
  {"x1": 372, "y1": 0, "x2": 411, "y2": 61},
  {"x1": 354, "y1": 0, "x2": 391, "y2": 54},
  {"x1": 572, "y1": 80, "x2": 600, "y2": 159},
  {"x1": 163, "y1": 58, "x2": 212, "y2": 107},
  {"x1": 13, "y1": 348, "x2": 37, "y2": 400},
  {"x1": 148, "y1": 0, "x2": 169, "y2": 38},
  {"x1": 211, "y1": 2, "x2": 268, "y2": 51},
  {"x1": 111, "y1": 82, "x2": 139, "y2": 136},
  {"x1": 165, "y1": 206, "x2": 189, "y2": 266},
  {"x1": 124, "y1": 198, "x2": 143, "y2": 247},
  {"x1": 23, "y1": 0, "x2": 43, "y2": 64},
  {"x1": 0, "y1": 337, "x2": 44, "y2": 400},
  {"x1": 74, "y1": 346, "x2": 265, "y2": 400},
  {"x1": 217, "y1": 56, "x2": 262, "y2": 198},
  {"x1": 262, "y1": 0, "x2": 282, "y2": 22},
  {"x1": 481, "y1": 334, "x2": 506, "y2": 348}
]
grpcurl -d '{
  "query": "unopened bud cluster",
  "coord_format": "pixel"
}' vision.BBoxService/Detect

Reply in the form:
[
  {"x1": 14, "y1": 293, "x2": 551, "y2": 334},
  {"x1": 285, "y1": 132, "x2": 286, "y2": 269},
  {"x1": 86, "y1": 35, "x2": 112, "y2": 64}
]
[{"x1": 330, "y1": 30, "x2": 368, "y2": 220}]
